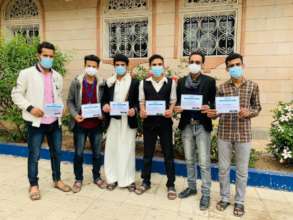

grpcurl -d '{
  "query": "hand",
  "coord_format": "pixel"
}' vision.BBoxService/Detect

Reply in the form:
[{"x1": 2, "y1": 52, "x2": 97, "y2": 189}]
[
  {"x1": 128, "y1": 108, "x2": 136, "y2": 117},
  {"x1": 239, "y1": 107, "x2": 250, "y2": 119},
  {"x1": 140, "y1": 109, "x2": 147, "y2": 119},
  {"x1": 164, "y1": 109, "x2": 173, "y2": 118},
  {"x1": 30, "y1": 108, "x2": 44, "y2": 118},
  {"x1": 201, "y1": 105, "x2": 210, "y2": 114},
  {"x1": 206, "y1": 109, "x2": 218, "y2": 119},
  {"x1": 174, "y1": 106, "x2": 183, "y2": 113},
  {"x1": 74, "y1": 114, "x2": 84, "y2": 123},
  {"x1": 102, "y1": 104, "x2": 110, "y2": 113}
]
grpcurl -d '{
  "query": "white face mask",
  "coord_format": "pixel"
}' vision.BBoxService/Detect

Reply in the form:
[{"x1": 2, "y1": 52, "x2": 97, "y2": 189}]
[
  {"x1": 188, "y1": 63, "x2": 201, "y2": 74},
  {"x1": 85, "y1": 67, "x2": 98, "y2": 76}
]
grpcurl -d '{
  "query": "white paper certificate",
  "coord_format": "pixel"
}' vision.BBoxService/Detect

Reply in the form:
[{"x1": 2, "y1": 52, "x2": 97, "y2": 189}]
[
  {"x1": 146, "y1": 101, "x2": 166, "y2": 116},
  {"x1": 81, "y1": 103, "x2": 102, "y2": 118},
  {"x1": 110, "y1": 101, "x2": 129, "y2": 116},
  {"x1": 216, "y1": 96, "x2": 240, "y2": 113},
  {"x1": 181, "y1": 95, "x2": 203, "y2": 110},
  {"x1": 44, "y1": 104, "x2": 64, "y2": 117}
]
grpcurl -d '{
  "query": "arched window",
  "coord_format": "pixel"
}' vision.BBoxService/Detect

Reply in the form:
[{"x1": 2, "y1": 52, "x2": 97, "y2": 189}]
[{"x1": 2, "y1": 0, "x2": 40, "y2": 38}]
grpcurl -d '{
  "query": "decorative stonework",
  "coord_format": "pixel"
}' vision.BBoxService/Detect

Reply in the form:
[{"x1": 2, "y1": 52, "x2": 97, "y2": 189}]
[
  {"x1": 185, "y1": 0, "x2": 238, "y2": 6},
  {"x1": 3, "y1": 0, "x2": 40, "y2": 38},
  {"x1": 4, "y1": 0, "x2": 39, "y2": 20},
  {"x1": 107, "y1": 0, "x2": 147, "y2": 11}
]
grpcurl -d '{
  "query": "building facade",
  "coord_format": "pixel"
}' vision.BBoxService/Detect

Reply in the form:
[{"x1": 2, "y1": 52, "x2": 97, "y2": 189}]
[{"x1": 1, "y1": 0, "x2": 293, "y2": 139}]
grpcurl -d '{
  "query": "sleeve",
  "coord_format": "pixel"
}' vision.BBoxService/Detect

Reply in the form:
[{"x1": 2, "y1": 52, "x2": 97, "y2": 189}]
[
  {"x1": 208, "y1": 78, "x2": 216, "y2": 109},
  {"x1": 101, "y1": 83, "x2": 110, "y2": 106},
  {"x1": 169, "y1": 79, "x2": 177, "y2": 104},
  {"x1": 176, "y1": 78, "x2": 182, "y2": 106},
  {"x1": 11, "y1": 70, "x2": 32, "y2": 111},
  {"x1": 129, "y1": 79, "x2": 140, "y2": 112},
  {"x1": 139, "y1": 80, "x2": 145, "y2": 104},
  {"x1": 249, "y1": 83, "x2": 262, "y2": 118},
  {"x1": 66, "y1": 81, "x2": 78, "y2": 117}
]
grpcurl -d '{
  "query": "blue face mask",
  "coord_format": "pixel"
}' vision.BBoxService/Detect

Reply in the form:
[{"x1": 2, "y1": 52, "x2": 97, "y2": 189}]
[
  {"x1": 229, "y1": 66, "x2": 244, "y2": 79},
  {"x1": 151, "y1": 66, "x2": 164, "y2": 77},
  {"x1": 40, "y1": 57, "x2": 53, "y2": 69},
  {"x1": 115, "y1": 66, "x2": 126, "y2": 76}
]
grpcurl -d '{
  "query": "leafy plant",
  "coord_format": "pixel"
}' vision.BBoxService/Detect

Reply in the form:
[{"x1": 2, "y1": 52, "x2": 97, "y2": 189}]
[
  {"x1": 268, "y1": 101, "x2": 293, "y2": 164},
  {"x1": 0, "y1": 35, "x2": 69, "y2": 142}
]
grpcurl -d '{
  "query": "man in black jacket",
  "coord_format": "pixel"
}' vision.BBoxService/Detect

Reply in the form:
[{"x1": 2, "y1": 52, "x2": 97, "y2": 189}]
[
  {"x1": 101, "y1": 54, "x2": 139, "y2": 192},
  {"x1": 174, "y1": 51, "x2": 216, "y2": 210}
]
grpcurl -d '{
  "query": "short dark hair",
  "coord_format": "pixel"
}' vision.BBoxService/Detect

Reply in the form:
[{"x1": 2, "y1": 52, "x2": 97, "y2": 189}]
[
  {"x1": 149, "y1": 54, "x2": 164, "y2": 65},
  {"x1": 113, "y1": 54, "x2": 129, "y2": 66},
  {"x1": 225, "y1": 53, "x2": 243, "y2": 67},
  {"x1": 189, "y1": 51, "x2": 205, "y2": 64},
  {"x1": 37, "y1": 41, "x2": 55, "y2": 54},
  {"x1": 84, "y1": 54, "x2": 100, "y2": 66}
]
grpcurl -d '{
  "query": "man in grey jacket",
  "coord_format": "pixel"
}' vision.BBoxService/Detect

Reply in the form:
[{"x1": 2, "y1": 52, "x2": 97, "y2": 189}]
[{"x1": 67, "y1": 55, "x2": 106, "y2": 193}]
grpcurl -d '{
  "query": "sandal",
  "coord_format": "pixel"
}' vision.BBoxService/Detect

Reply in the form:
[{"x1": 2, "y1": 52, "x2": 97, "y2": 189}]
[
  {"x1": 54, "y1": 181, "x2": 72, "y2": 192},
  {"x1": 167, "y1": 187, "x2": 177, "y2": 200},
  {"x1": 106, "y1": 182, "x2": 118, "y2": 191},
  {"x1": 94, "y1": 178, "x2": 107, "y2": 189},
  {"x1": 216, "y1": 201, "x2": 230, "y2": 211},
  {"x1": 127, "y1": 183, "x2": 136, "y2": 192},
  {"x1": 72, "y1": 181, "x2": 82, "y2": 193},
  {"x1": 233, "y1": 203, "x2": 245, "y2": 217},
  {"x1": 29, "y1": 186, "x2": 41, "y2": 201},
  {"x1": 134, "y1": 183, "x2": 150, "y2": 195}
]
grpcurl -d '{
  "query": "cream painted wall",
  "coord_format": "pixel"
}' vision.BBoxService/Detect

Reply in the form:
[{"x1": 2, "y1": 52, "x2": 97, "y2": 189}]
[{"x1": 1, "y1": 0, "x2": 292, "y2": 139}]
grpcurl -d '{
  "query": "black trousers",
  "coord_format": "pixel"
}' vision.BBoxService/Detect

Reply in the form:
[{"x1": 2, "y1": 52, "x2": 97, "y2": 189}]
[{"x1": 141, "y1": 122, "x2": 175, "y2": 188}]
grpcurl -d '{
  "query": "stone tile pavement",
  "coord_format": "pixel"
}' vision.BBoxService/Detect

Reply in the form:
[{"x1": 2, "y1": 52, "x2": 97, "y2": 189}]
[{"x1": 0, "y1": 155, "x2": 292, "y2": 220}]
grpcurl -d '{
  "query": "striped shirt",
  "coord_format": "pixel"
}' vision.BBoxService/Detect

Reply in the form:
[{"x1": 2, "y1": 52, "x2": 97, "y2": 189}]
[{"x1": 217, "y1": 78, "x2": 262, "y2": 143}]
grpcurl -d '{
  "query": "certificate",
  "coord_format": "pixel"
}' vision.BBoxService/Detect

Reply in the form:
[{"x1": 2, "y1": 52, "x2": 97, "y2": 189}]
[
  {"x1": 81, "y1": 103, "x2": 102, "y2": 118},
  {"x1": 146, "y1": 101, "x2": 166, "y2": 116},
  {"x1": 110, "y1": 101, "x2": 129, "y2": 116},
  {"x1": 216, "y1": 96, "x2": 240, "y2": 113},
  {"x1": 44, "y1": 103, "x2": 64, "y2": 117},
  {"x1": 181, "y1": 95, "x2": 203, "y2": 110}
]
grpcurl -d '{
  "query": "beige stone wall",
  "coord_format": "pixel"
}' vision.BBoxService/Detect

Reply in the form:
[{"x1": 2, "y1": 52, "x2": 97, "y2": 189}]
[
  {"x1": 1, "y1": 0, "x2": 293, "y2": 139},
  {"x1": 41, "y1": 0, "x2": 99, "y2": 95}
]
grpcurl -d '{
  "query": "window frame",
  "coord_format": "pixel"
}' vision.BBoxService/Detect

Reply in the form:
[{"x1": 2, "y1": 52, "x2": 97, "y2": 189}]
[
  {"x1": 178, "y1": 0, "x2": 242, "y2": 59},
  {"x1": 100, "y1": 0, "x2": 152, "y2": 60},
  {"x1": 0, "y1": 0, "x2": 43, "y2": 40}
]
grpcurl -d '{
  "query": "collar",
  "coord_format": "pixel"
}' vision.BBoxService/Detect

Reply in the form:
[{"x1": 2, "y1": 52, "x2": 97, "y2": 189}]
[
  {"x1": 77, "y1": 73, "x2": 103, "y2": 86},
  {"x1": 146, "y1": 76, "x2": 168, "y2": 84},
  {"x1": 106, "y1": 73, "x2": 130, "y2": 87},
  {"x1": 227, "y1": 77, "x2": 247, "y2": 87},
  {"x1": 36, "y1": 63, "x2": 52, "y2": 74}
]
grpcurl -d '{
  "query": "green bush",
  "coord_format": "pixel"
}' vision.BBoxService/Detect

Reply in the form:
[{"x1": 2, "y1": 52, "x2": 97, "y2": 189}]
[
  {"x1": 0, "y1": 35, "x2": 69, "y2": 142},
  {"x1": 268, "y1": 101, "x2": 293, "y2": 164}
]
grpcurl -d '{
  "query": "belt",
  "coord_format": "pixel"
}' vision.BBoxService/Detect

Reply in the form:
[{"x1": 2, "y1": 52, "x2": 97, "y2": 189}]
[{"x1": 190, "y1": 119, "x2": 200, "y2": 125}]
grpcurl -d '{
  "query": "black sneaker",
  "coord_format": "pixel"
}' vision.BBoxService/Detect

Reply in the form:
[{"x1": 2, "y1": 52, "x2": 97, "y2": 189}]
[
  {"x1": 178, "y1": 187, "x2": 197, "y2": 199},
  {"x1": 199, "y1": 195, "x2": 210, "y2": 210}
]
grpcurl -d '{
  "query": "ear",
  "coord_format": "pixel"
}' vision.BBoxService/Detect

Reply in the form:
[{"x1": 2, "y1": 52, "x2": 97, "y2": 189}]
[{"x1": 242, "y1": 63, "x2": 245, "y2": 69}]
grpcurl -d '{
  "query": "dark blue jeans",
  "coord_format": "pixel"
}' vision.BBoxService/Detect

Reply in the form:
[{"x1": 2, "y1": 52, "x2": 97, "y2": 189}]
[
  {"x1": 73, "y1": 124, "x2": 103, "y2": 182},
  {"x1": 27, "y1": 121, "x2": 62, "y2": 187}
]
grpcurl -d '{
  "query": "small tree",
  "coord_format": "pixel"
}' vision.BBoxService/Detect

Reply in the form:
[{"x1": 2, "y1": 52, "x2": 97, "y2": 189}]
[{"x1": 0, "y1": 36, "x2": 69, "y2": 141}]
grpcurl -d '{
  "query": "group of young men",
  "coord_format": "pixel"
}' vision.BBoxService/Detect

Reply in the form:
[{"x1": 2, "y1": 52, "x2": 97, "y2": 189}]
[{"x1": 11, "y1": 41, "x2": 261, "y2": 217}]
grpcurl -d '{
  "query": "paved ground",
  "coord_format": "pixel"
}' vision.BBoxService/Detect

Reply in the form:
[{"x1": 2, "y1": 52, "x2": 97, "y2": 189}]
[{"x1": 0, "y1": 155, "x2": 292, "y2": 220}]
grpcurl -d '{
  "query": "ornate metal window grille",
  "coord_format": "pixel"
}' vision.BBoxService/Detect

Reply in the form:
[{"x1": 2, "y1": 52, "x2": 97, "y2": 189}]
[
  {"x1": 108, "y1": 20, "x2": 148, "y2": 58},
  {"x1": 183, "y1": 14, "x2": 235, "y2": 56},
  {"x1": 107, "y1": 0, "x2": 147, "y2": 11},
  {"x1": 185, "y1": 0, "x2": 238, "y2": 6},
  {"x1": 3, "y1": 0, "x2": 40, "y2": 38}
]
